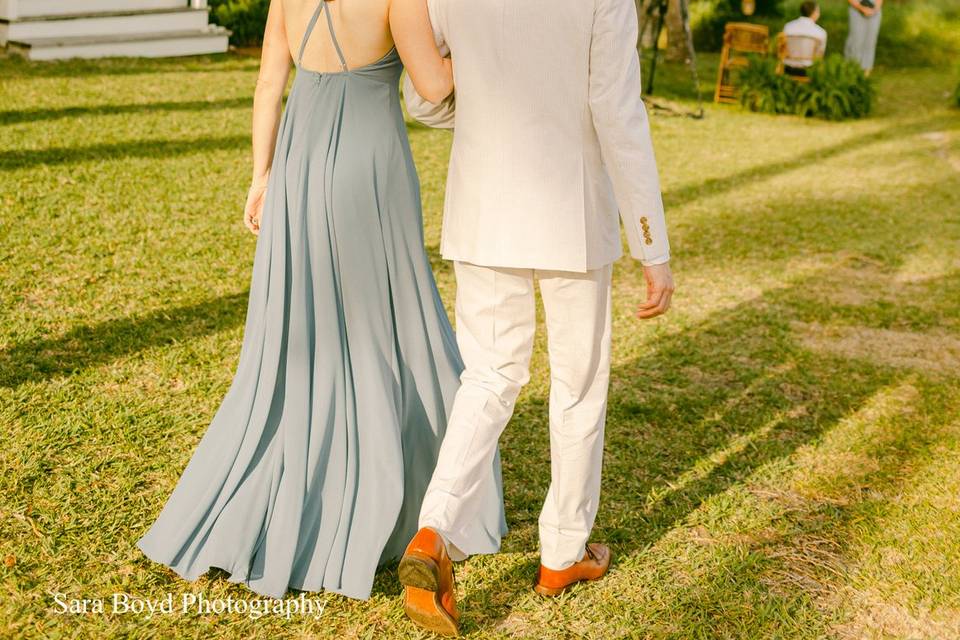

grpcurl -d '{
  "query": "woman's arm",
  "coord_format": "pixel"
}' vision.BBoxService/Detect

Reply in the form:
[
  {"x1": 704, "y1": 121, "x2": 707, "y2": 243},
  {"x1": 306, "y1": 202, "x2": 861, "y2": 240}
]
[
  {"x1": 389, "y1": 0, "x2": 452, "y2": 103},
  {"x1": 847, "y1": 0, "x2": 874, "y2": 16},
  {"x1": 245, "y1": 0, "x2": 292, "y2": 234}
]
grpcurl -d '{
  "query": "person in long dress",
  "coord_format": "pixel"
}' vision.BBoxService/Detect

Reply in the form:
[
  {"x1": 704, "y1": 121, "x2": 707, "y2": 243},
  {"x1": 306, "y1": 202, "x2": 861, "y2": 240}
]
[
  {"x1": 845, "y1": 0, "x2": 882, "y2": 75},
  {"x1": 136, "y1": 0, "x2": 507, "y2": 602}
]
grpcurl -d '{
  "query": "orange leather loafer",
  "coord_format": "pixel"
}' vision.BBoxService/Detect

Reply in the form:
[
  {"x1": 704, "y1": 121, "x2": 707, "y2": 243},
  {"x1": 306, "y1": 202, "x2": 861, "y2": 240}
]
[
  {"x1": 533, "y1": 542, "x2": 612, "y2": 596},
  {"x1": 399, "y1": 527, "x2": 459, "y2": 636}
]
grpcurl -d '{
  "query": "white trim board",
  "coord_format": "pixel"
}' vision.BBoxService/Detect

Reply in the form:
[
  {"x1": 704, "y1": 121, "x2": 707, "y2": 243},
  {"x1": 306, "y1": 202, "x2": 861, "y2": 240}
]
[
  {"x1": 1, "y1": 9, "x2": 209, "y2": 43},
  {"x1": 6, "y1": 0, "x2": 185, "y2": 19},
  {"x1": 7, "y1": 27, "x2": 229, "y2": 60}
]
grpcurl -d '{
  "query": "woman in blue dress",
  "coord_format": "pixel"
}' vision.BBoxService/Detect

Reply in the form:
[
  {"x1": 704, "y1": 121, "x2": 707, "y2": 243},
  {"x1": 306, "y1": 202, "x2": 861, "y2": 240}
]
[
  {"x1": 845, "y1": 0, "x2": 882, "y2": 75},
  {"x1": 137, "y1": 0, "x2": 507, "y2": 601}
]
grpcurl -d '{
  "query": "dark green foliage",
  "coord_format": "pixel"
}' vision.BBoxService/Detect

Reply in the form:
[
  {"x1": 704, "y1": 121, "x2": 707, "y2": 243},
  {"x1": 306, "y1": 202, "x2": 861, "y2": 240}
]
[
  {"x1": 690, "y1": 0, "x2": 784, "y2": 51},
  {"x1": 737, "y1": 54, "x2": 873, "y2": 120},
  {"x1": 803, "y1": 55, "x2": 875, "y2": 119},
  {"x1": 209, "y1": 0, "x2": 269, "y2": 47},
  {"x1": 692, "y1": 0, "x2": 960, "y2": 66},
  {"x1": 954, "y1": 82, "x2": 960, "y2": 108},
  {"x1": 736, "y1": 56, "x2": 802, "y2": 114},
  {"x1": 793, "y1": 0, "x2": 960, "y2": 68}
]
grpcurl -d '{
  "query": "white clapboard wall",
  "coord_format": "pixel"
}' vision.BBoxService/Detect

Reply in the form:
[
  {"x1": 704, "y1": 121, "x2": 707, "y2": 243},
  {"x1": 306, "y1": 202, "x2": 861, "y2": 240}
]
[{"x1": 0, "y1": 0, "x2": 229, "y2": 60}]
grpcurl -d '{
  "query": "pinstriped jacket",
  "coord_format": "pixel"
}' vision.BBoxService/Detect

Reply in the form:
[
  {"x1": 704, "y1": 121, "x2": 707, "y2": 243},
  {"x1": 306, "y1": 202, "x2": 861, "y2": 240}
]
[{"x1": 403, "y1": 0, "x2": 670, "y2": 272}]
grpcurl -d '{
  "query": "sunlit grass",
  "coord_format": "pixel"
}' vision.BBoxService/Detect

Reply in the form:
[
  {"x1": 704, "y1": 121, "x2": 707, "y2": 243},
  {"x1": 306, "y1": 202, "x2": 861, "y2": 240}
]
[{"x1": 1, "y1": 48, "x2": 958, "y2": 639}]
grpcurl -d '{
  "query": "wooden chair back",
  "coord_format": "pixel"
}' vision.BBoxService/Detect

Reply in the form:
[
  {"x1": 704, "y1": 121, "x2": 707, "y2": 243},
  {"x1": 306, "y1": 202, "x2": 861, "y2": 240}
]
[
  {"x1": 775, "y1": 32, "x2": 823, "y2": 81},
  {"x1": 714, "y1": 22, "x2": 770, "y2": 103},
  {"x1": 727, "y1": 22, "x2": 770, "y2": 54}
]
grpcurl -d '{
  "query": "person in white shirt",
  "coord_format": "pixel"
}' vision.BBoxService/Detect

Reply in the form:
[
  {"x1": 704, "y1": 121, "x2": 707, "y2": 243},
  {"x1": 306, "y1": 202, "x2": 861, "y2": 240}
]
[
  {"x1": 782, "y1": 1, "x2": 828, "y2": 76},
  {"x1": 395, "y1": 0, "x2": 675, "y2": 634}
]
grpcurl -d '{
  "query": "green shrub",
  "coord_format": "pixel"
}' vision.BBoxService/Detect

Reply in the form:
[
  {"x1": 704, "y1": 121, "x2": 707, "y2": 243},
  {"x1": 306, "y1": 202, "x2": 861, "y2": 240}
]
[
  {"x1": 209, "y1": 0, "x2": 269, "y2": 47},
  {"x1": 803, "y1": 55, "x2": 874, "y2": 119},
  {"x1": 736, "y1": 56, "x2": 803, "y2": 114},
  {"x1": 954, "y1": 82, "x2": 960, "y2": 108},
  {"x1": 737, "y1": 54, "x2": 874, "y2": 120}
]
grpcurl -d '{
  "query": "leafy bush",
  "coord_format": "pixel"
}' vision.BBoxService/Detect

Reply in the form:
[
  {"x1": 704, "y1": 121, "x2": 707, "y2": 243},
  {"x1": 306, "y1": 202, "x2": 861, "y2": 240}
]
[
  {"x1": 737, "y1": 54, "x2": 874, "y2": 120},
  {"x1": 736, "y1": 56, "x2": 804, "y2": 113},
  {"x1": 209, "y1": 0, "x2": 269, "y2": 47},
  {"x1": 803, "y1": 55, "x2": 875, "y2": 119},
  {"x1": 954, "y1": 82, "x2": 960, "y2": 108}
]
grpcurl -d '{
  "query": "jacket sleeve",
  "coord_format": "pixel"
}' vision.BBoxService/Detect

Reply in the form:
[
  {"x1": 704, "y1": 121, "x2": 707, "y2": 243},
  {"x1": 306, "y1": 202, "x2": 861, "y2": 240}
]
[
  {"x1": 402, "y1": 0, "x2": 455, "y2": 129},
  {"x1": 589, "y1": 0, "x2": 670, "y2": 265}
]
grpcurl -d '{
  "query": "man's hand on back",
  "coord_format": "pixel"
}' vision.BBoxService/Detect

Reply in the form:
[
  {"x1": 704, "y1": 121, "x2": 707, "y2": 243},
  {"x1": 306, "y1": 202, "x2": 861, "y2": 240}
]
[{"x1": 637, "y1": 262, "x2": 674, "y2": 319}]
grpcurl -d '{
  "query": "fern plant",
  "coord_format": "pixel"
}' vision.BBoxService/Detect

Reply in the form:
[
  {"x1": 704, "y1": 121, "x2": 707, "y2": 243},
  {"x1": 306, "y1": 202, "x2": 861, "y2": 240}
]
[
  {"x1": 736, "y1": 54, "x2": 874, "y2": 120},
  {"x1": 801, "y1": 56, "x2": 874, "y2": 120},
  {"x1": 736, "y1": 56, "x2": 804, "y2": 115}
]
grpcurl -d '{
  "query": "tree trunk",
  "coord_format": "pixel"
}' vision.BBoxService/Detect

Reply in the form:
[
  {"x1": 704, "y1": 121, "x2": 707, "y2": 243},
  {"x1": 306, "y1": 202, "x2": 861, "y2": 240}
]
[
  {"x1": 637, "y1": 0, "x2": 655, "y2": 49},
  {"x1": 665, "y1": 0, "x2": 686, "y2": 62}
]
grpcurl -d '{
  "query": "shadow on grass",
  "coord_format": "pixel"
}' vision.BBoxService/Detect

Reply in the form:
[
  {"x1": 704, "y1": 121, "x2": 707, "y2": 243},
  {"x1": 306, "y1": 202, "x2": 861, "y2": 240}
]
[
  {"x1": 630, "y1": 373, "x2": 960, "y2": 638},
  {"x1": 0, "y1": 96, "x2": 253, "y2": 126},
  {"x1": 0, "y1": 113, "x2": 430, "y2": 172},
  {"x1": 451, "y1": 260, "x2": 958, "y2": 633},
  {"x1": 0, "y1": 53, "x2": 256, "y2": 79},
  {"x1": 0, "y1": 134, "x2": 250, "y2": 171},
  {"x1": 0, "y1": 291, "x2": 249, "y2": 389},
  {"x1": 665, "y1": 113, "x2": 958, "y2": 209}
]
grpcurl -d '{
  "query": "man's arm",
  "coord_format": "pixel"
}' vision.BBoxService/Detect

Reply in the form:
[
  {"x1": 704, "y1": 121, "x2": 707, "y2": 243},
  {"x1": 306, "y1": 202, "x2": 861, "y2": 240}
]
[{"x1": 589, "y1": 0, "x2": 670, "y2": 267}]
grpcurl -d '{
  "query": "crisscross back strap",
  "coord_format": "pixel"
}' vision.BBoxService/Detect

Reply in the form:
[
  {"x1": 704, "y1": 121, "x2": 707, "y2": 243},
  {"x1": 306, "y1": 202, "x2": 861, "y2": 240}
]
[{"x1": 297, "y1": 0, "x2": 348, "y2": 71}]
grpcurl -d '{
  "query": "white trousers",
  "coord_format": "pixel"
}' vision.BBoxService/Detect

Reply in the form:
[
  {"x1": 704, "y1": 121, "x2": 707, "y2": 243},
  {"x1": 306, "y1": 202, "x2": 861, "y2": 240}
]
[{"x1": 419, "y1": 260, "x2": 613, "y2": 570}]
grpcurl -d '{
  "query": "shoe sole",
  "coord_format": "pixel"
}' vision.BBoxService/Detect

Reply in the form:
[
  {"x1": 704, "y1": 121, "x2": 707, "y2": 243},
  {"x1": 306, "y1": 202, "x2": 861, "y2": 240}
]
[
  {"x1": 399, "y1": 552, "x2": 459, "y2": 637},
  {"x1": 533, "y1": 576, "x2": 600, "y2": 597}
]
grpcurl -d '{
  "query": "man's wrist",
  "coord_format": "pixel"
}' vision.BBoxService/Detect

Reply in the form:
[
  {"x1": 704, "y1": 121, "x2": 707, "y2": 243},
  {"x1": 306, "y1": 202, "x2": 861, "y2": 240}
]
[{"x1": 640, "y1": 253, "x2": 671, "y2": 267}]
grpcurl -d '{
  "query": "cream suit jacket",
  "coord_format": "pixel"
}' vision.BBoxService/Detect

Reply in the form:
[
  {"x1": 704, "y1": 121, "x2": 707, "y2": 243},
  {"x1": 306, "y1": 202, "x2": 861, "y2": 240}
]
[{"x1": 403, "y1": 0, "x2": 671, "y2": 272}]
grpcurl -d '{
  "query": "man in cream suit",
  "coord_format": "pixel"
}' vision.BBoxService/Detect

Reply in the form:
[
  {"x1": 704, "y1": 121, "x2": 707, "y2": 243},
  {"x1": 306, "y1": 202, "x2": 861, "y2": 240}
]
[{"x1": 398, "y1": 0, "x2": 674, "y2": 634}]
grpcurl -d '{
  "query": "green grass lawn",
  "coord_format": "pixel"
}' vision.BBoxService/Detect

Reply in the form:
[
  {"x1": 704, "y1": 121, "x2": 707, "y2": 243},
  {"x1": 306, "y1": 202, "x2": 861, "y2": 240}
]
[{"x1": 1, "y1": 47, "x2": 959, "y2": 639}]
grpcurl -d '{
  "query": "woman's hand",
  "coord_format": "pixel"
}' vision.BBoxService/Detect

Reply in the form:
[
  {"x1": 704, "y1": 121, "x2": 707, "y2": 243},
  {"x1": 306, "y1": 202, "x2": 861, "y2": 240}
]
[
  {"x1": 246, "y1": 0, "x2": 291, "y2": 236},
  {"x1": 244, "y1": 175, "x2": 269, "y2": 235},
  {"x1": 850, "y1": 1, "x2": 874, "y2": 17}
]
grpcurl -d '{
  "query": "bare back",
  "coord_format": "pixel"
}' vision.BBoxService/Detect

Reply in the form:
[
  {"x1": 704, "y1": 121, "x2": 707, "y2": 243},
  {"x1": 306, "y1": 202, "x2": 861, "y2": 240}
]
[{"x1": 282, "y1": 0, "x2": 394, "y2": 73}]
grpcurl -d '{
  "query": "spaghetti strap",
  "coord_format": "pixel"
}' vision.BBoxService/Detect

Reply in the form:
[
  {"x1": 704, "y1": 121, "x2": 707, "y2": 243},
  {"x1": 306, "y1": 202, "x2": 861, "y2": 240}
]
[
  {"x1": 297, "y1": 0, "x2": 348, "y2": 72},
  {"x1": 321, "y1": 1, "x2": 349, "y2": 71}
]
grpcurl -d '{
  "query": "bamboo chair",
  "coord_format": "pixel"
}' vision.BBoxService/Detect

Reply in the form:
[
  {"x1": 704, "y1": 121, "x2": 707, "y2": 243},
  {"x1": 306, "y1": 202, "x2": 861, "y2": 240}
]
[
  {"x1": 714, "y1": 22, "x2": 770, "y2": 104},
  {"x1": 775, "y1": 32, "x2": 823, "y2": 83}
]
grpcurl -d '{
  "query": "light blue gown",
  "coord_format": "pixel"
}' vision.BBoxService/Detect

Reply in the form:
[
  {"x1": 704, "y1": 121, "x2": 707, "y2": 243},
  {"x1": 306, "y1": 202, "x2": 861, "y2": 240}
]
[
  {"x1": 137, "y1": 0, "x2": 507, "y2": 601},
  {"x1": 844, "y1": 5, "x2": 882, "y2": 71}
]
